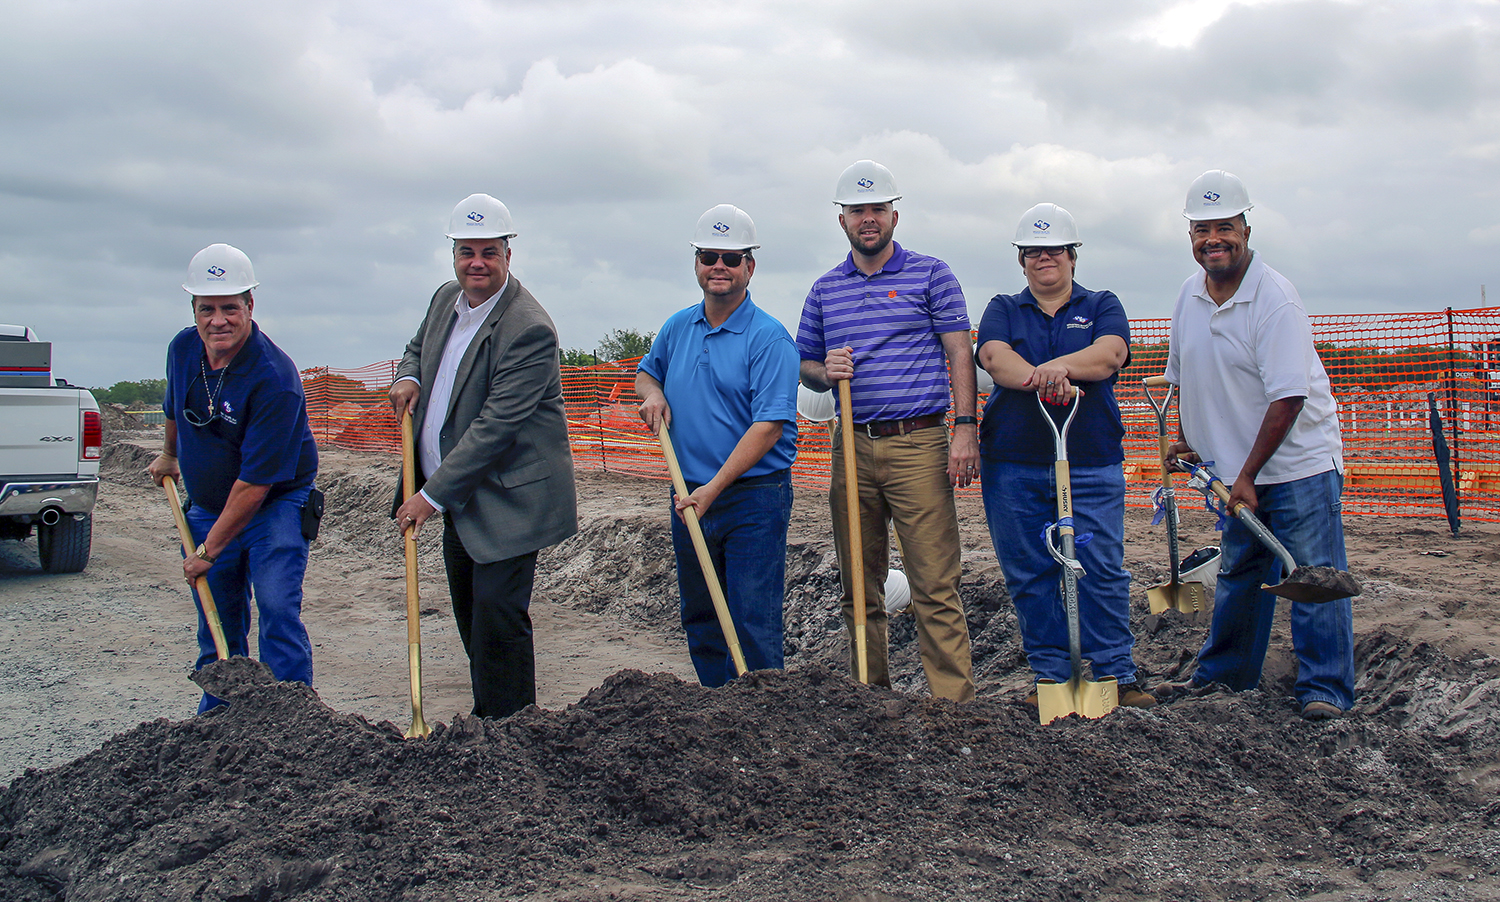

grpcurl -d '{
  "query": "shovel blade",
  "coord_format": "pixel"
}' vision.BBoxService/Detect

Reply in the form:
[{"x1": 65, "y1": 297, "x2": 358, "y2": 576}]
[
  {"x1": 1037, "y1": 677, "x2": 1119, "y2": 724},
  {"x1": 1265, "y1": 566, "x2": 1362, "y2": 604},
  {"x1": 1146, "y1": 580, "x2": 1211, "y2": 615}
]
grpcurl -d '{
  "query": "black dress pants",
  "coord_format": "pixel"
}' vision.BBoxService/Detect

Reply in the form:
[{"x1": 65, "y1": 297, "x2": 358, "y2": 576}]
[{"x1": 441, "y1": 515, "x2": 537, "y2": 718}]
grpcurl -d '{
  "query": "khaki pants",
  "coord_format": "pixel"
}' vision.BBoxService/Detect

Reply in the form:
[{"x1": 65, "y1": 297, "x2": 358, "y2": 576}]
[{"x1": 830, "y1": 425, "x2": 975, "y2": 702}]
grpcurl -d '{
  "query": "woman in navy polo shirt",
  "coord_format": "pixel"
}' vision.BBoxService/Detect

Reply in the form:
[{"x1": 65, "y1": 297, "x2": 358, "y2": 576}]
[{"x1": 975, "y1": 203, "x2": 1154, "y2": 709}]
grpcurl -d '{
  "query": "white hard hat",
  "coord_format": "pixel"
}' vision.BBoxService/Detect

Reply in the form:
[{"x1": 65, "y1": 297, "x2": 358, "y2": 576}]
[
  {"x1": 183, "y1": 243, "x2": 259, "y2": 296},
  {"x1": 690, "y1": 204, "x2": 760, "y2": 250},
  {"x1": 446, "y1": 193, "x2": 518, "y2": 239},
  {"x1": 884, "y1": 569, "x2": 911, "y2": 615},
  {"x1": 1183, "y1": 170, "x2": 1253, "y2": 221},
  {"x1": 1012, "y1": 203, "x2": 1082, "y2": 248},
  {"x1": 796, "y1": 383, "x2": 836, "y2": 422},
  {"x1": 833, "y1": 160, "x2": 901, "y2": 206}
]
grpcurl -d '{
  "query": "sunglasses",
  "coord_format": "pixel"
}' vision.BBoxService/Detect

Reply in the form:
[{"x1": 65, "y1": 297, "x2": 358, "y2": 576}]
[
  {"x1": 696, "y1": 250, "x2": 749, "y2": 268},
  {"x1": 1021, "y1": 246, "x2": 1075, "y2": 259}
]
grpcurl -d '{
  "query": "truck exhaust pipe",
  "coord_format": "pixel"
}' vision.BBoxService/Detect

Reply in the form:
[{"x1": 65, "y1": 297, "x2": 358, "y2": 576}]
[{"x1": 39, "y1": 508, "x2": 62, "y2": 526}]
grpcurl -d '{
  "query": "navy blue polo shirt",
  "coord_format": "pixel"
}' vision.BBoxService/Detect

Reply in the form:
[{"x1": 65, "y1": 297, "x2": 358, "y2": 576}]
[
  {"x1": 976, "y1": 282, "x2": 1130, "y2": 466},
  {"x1": 163, "y1": 322, "x2": 318, "y2": 513}
]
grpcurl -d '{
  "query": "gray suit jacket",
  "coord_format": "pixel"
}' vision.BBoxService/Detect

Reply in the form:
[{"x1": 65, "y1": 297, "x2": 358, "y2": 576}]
[{"x1": 397, "y1": 277, "x2": 578, "y2": 563}]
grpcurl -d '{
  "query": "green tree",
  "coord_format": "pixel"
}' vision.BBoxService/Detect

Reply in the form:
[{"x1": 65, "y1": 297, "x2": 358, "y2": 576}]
[
  {"x1": 91, "y1": 378, "x2": 167, "y2": 407},
  {"x1": 562, "y1": 329, "x2": 655, "y2": 365},
  {"x1": 560, "y1": 348, "x2": 600, "y2": 367},
  {"x1": 598, "y1": 328, "x2": 654, "y2": 362}
]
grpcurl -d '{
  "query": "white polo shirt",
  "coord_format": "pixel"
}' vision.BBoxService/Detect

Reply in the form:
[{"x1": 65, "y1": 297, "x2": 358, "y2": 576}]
[{"x1": 1164, "y1": 251, "x2": 1343, "y2": 486}]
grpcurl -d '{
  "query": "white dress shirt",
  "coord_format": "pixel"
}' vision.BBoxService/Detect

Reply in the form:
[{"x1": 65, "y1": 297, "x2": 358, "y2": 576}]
[{"x1": 397, "y1": 279, "x2": 507, "y2": 511}]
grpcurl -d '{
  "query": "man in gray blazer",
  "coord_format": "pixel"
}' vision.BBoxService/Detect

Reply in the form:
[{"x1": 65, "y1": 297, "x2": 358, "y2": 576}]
[{"x1": 390, "y1": 193, "x2": 578, "y2": 718}]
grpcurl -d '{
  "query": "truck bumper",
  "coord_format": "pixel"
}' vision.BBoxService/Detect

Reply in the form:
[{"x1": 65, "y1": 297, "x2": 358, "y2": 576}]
[{"x1": 0, "y1": 477, "x2": 99, "y2": 518}]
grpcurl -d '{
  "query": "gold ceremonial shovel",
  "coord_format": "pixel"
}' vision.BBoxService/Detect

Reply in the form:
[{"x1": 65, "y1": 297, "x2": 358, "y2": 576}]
[
  {"x1": 657, "y1": 422, "x2": 748, "y2": 677},
  {"x1": 400, "y1": 411, "x2": 431, "y2": 739},
  {"x1": 1142, "y1": 376, "x2": 1208, "y2": 615},
  {"x1": 1034, "y1": 389, "x2": 1118, "y2": 724},
  {"x1": 162, "y1": 475, "x2": 229, "y2": 661}
]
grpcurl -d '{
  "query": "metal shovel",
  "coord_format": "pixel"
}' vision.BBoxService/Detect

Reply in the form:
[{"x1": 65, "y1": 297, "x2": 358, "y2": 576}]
[
  {"x1": 400, "y1": 411, "x2": 431, "y2": 739},
  {"x1": 163, "y1": 475, "x2": 229, "y2": 661},
  {"x1": 657, "y1": 422, "x2": 748, "y2": 678},
  {"x1": 1034, "y1": 389, "x2": 1118, "y2": 724},
  {"x1": 1174, "y1": 458, "x2": 1361, "y2": 603},
  {"x1": 1142, "y1": 376, "x2": 1208, "y2": 615}
]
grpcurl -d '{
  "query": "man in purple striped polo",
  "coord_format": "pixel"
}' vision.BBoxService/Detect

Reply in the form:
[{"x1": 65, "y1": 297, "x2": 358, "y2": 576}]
[{"x1": 796, "y1": 159, "x2": 978, "y2": 702}]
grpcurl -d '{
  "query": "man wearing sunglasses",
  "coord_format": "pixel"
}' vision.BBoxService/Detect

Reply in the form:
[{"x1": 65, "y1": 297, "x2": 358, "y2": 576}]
[
  {"x1": 635, "y1": 204, "x2": 799, "y2": 686},
  {"x1": 389, "y1": 194, "x2": 577, "y2": 719},
  {"x1": 148, "y1": 243, "x2": 320, "y2": 712},
  {"x1": 797, "y1": 160, "x2": 978, "y2": 702}
]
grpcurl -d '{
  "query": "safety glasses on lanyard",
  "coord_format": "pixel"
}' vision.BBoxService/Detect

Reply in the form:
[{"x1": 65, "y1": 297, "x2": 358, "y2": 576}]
[{"x1": 183, "y1": 356, "x2": 226, "y2": 427}]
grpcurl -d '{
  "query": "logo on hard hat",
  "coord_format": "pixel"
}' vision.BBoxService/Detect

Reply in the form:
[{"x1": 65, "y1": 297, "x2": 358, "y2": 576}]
[
  {"x1": 467, "y1": 211, "x2": 484, "y2": 223},
  {"x1": 207, "y1": 266, "x2": 226, "y2": 278},
  {"x1": 713, "y1": 221, "x2": 730, "y2": 234},
  {"x1": 857, "y1": 178, "x2": 874, "y2": 190},
  {"x1": 1033, "y1": 220, "x2": 1050, "y2": 232},
  {"x1": 1203, "y1": 191, "x2": 1221, "y2": 204}
]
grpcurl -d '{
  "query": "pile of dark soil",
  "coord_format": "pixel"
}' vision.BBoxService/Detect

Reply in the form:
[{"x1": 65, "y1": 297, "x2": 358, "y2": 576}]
[{"x1": 3, "y1": 657, "x2": 1496, "y2": 901}]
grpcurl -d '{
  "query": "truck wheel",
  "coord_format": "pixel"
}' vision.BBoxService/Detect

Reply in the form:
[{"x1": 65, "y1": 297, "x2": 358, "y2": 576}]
[{"x1": 38, "y1": 514, "x2": 91, "y2": 573}]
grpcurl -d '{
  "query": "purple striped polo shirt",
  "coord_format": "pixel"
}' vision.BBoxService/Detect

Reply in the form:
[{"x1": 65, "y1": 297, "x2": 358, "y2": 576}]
[{"x1": 796, "y1": 242, "x2": 970, "y2": 423}]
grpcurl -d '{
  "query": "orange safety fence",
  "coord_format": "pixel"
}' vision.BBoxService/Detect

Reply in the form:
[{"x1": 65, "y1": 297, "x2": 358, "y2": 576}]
[{"x1": 303, "y1": 306, "x2": 1500, "y2": 522}]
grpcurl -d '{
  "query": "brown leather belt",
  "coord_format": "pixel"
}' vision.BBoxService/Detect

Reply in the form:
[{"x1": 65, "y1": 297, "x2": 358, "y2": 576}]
[{"x1": 861, "y1": 413, "x2": 946, "y2": 438}]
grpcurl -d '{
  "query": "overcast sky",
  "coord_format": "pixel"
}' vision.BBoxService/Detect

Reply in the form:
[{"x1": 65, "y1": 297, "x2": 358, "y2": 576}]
[{"x1": 2, "y1": 0, "x2": 1497, "y2": 387}]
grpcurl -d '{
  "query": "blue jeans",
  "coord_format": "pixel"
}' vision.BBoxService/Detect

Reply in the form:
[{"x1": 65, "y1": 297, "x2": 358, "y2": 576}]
[
  {"x1": 185, "y1": 486, "x2": 314, "y2": 712},
  {"x1": 981, "y1": 459, "x2": 1136, "y2": 684},
  {"x1": 671, "y1": 470, "x2": 791, "y2": 687},
  {"x1": 1193, "y1": 469, "x2": 1355, "y2": 710}
]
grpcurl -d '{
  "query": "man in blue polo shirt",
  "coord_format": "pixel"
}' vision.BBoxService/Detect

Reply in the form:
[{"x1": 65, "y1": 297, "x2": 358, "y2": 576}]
[
  {"x1": 149, "y1": 243, "x2": 320, "y2": 712},
  {"x1": 797, "y1": 160, "x2": 978, "y2": 702},
  {"x1": 636, "y1": 204, "x2": 799, "y2": 686}
]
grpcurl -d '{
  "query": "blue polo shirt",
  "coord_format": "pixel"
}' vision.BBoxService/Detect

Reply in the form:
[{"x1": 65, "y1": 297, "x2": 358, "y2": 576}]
[
  {"x1": 638, "y1": 292, "x2": 798, "y2": 487},
  {"x1": 796, "y1": 242, "x2": 970, "y2": 423},
  {"x1": 976, "y1": 282, "x2": 1130, "y2": 467},
  {"x1": 163, "y1": 322, "x2": 319, "y2": 513}
]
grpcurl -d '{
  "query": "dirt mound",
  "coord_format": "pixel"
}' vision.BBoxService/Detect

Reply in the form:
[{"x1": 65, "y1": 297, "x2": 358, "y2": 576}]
[
  {"x1": 2, "y1": 657, "x2": 1496, "y2": 901},
  {"x1": 7, "y1": 447, "x2": 1499, "y2": 900}
]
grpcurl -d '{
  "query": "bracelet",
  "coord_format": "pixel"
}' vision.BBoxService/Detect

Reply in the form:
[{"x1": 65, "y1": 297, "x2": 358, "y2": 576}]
[{"x1": 952, "y1": 416, "x2": 978, "y2": 426}]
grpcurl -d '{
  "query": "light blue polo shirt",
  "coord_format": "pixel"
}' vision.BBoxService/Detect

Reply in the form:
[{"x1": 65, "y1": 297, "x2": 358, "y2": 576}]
[{"x1": 638, "y1": 292, "x2": 799, "y2": 487}]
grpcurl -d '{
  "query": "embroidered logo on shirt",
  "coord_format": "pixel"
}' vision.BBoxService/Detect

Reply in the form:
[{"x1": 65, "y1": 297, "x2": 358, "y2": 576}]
[
  {"x1": 888, "y1": 290, "x2": 897, "y2": 298},
  {"x1": 1066, "y1": 315, "x2": 1093, "y2": 330},
  {"x1": 220, "y1": 400, "x2": 238, "y2": 425}
]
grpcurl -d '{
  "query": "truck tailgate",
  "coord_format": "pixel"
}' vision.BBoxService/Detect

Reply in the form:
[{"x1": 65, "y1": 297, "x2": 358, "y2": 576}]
[{"x1": 3, "y1": 389, "x2": 87, "y2": 475}]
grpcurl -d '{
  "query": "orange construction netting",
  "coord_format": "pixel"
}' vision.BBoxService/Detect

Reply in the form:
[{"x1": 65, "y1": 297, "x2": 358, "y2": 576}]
[{"x1": 303, "y1": 307, "x2": 1500, "y2": 522}]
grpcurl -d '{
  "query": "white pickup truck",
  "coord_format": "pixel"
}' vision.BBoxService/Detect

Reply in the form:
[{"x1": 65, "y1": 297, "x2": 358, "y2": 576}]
[{"x1": 0, "y1": 324, "x2": 101, "y2": 572}]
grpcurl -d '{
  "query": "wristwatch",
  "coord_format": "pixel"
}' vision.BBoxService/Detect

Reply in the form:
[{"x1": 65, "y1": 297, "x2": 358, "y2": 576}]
[
  {"x1": 952, "y1": 416, "x2": 978, "y2": 426},
  {"x1": 194, "y1": 543, "x2": 216, "y2": 564}
]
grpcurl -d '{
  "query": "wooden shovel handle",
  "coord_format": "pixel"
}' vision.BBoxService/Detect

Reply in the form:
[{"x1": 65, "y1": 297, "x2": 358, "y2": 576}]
[
  {"x1": 837, "y1": 380, "x2": 869, "y2": 684},
  {"x1": 400, "y1": 410, "x2": 431, "y2": 739},
  {"x1": 658, "y1": 422, "x2": 748, "y2": 677},
  {"x1": 162, "y1": 476, "x2": 229, "y2": 661}
]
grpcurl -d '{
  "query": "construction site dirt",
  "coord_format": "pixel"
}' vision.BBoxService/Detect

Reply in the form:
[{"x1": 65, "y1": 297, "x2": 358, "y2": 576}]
[{"x1": 1, "y1": 427, "x2": 1496, "y2": 901}]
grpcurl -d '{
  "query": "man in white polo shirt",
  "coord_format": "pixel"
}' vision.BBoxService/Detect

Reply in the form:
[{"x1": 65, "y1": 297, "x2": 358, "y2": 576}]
[{"x1": 1159, "y1": 170, "x2": 1353, "y2": 721}]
